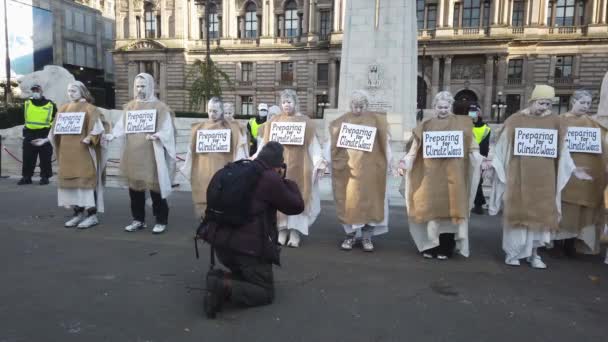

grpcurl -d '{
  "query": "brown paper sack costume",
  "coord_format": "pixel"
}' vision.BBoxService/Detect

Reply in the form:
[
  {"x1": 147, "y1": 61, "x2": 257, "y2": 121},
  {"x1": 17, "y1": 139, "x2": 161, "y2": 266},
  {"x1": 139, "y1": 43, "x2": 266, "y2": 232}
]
[
  {"x1": 489, "y1": 85, "x2": 576, "y2": 266},
  {"x1": 50, "y1": 90, "x2": 108, "y2": 212},
  {"x1": 405, "y1": 114, "x2": 482, "y2": 257}
]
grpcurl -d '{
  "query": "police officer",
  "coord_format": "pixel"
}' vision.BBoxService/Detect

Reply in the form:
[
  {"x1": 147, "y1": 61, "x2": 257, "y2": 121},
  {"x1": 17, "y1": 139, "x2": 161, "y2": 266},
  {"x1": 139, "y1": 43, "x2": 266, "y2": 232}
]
[
  {"x1": 18, "y1": 84, "x2": 57, "y2": 185},
  {"x1": 247, "y1": 103, "x2": 268, "y2": 156},
  {"x1": 470, "y1": 105, "x2": 490, "y2": 214}
]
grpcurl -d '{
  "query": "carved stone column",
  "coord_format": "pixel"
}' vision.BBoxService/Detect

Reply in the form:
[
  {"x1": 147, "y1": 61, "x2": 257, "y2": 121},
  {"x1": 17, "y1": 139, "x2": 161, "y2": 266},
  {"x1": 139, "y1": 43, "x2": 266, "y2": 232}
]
[{"x1": 442, "y1": 56, "x2": 452, "y2": 93}]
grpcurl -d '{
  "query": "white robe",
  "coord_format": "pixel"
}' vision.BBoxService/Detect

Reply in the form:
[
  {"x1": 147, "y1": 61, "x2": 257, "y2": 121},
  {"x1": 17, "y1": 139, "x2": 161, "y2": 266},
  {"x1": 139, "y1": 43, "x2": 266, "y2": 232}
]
[
  {"x1": 489, "y1": 125, "x2": 575, "y2": 263},
  {"x1": 404, "y1": 138, "x2": 483, "y2": 257},
  {"x1": 111, "y1": 106, "x2": 176, "y2": 199},
  {"x1": 49, "y1": 116, "x2": 107, "y2": 212},
  {"x1": 323, "y1": 134, "x2": 392, "y2": 236}
]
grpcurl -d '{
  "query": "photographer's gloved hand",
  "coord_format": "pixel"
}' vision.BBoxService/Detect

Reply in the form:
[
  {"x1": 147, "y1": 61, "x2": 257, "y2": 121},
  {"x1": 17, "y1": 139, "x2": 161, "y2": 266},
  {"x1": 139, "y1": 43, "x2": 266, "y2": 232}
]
[{"x1": 31, "y1": 138, "x2": 49, "y2": 147}]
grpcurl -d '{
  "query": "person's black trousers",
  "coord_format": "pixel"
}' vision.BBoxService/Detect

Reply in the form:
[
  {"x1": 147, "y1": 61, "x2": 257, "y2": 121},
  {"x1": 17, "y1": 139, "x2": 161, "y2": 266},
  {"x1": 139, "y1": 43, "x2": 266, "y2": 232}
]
[
  {"x1": 424, "y1": 233, "x2": 456, "y2": 257},
  {"x1": 128, "y1": 188, "x2": 169, "y2": 224},
  {"x1": 21, "y1": 132, "x2": 53, "y2": 179},
  {"x1": 474, "y1": 179, "x2": 486, "y2": 208},
  {"x1": 215, "y1": 248, "x2": 274, "y2": 307}
]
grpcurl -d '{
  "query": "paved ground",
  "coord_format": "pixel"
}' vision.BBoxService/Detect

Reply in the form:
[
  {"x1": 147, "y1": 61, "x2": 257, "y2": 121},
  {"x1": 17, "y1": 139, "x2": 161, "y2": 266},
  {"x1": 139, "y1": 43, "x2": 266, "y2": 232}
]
[{"x1": 0, "y1": 178, "x2": 607, "y2": 342}]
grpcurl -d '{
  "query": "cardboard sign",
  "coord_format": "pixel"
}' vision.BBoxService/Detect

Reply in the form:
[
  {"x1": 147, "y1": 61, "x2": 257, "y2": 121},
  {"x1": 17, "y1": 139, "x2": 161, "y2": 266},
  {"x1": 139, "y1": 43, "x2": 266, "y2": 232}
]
[
  {"x1": 566, "y1": 127, "x2": 602, "y2": 154},
  {"x1": 423, "y1": 131, "x2": 464, "y2": 158},
  {"x1": 336, "y1": 123, "x2": 377, "y2": 152},
  {"x1": 195, "y1": 129, "x2": 231, "y2": 153},
  {"x1": 269, "y1": 122, "x2": 306, "y2": 145},
  {"x1": 54, "y1": 112, "x2": 86, "y2": 135},
  {"x1": 126, "y1": 109, "x2": 157, "y2": 134},
  {"x1": 514, "y1": 128, "x2": 558, "y2": 158}
]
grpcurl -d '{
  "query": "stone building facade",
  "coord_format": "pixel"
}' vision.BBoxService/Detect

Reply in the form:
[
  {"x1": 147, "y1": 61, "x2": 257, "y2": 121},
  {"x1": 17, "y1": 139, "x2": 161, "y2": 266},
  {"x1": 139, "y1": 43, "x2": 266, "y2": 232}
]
[
  {"x1": 30, "y1": 0, "x2": 116, "y2": 106},
  {"x1": 113, "y1": 0, "x2": 608, "y2": 120}
]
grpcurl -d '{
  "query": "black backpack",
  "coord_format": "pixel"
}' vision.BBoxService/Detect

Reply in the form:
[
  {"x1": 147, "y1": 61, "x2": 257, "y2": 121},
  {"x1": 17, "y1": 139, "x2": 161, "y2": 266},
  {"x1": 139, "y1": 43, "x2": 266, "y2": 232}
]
[{"x1": 204, "y1": 159, "x2": 264, "y2": 227}]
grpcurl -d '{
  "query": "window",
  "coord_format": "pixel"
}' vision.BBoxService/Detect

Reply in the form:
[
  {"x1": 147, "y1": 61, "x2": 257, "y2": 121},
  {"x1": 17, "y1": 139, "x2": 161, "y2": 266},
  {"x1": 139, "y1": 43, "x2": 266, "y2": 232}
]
[
  {"x1": 241, "y1": 96, "x2": 254, "y2": 115},
  {"x1": 417, "y1": 0, "x2": 425, "y2": 30},
  {"x1": 199, "y1": 17, "x2": 204, "y2": 39},
  {"x1": 86, "y1": 46, "x2": 95, "y2": 68},
  {"x1": 482, "y1": 0, "x2": 491, "y2": 27},
  {"x1": 462, "y1": 0, "x2": 481, "y2": 28},
  {"x1": 555, "y1": 56, "x2": 574, "y2": 79},
  {"x1": 505, "y1": 94, "x2": 521, "y2": 117},
  {"x1": 281, "y1": 62, "x2": 294, "y2": 84},
  {"x1": 75, "y1": 44, "x2": 85, "y2": 66},
  {"x1": 66, "y1": 41, "x2": 75, "y2": 65},
  {"x1": 208, "y1": 4, "x2": 219, "y2": 39},
  {"x1": 315, "y1": 94, "x2": 329, "y2": 118},
  {"x1": 427, "y1": 5, "x2": 438, "y2": 29},
  {"x1": 453, "y1": 3, "x2": 461, "y2": 27},
  {"x1": 245, "y1": 2, "x2": 257, "y2": 38},
  {"x1": 104, "y1": 21, "x2": 113, "y2": 39},
  {"x1": 144, "y1": 5, "x2": 158, "y2": 38},
  {"x1": 512, "y1": 0, "x2": 525, "y2": 27},
  {"x1": 241, "y1": 62, "x2": 253, "y2": 82},
  {"x1": 285, "y1": 1, "x2": 298, "y2": 38},
  {"x1": 74, "y1": 11, "x2": 84, "y2": 32},
  {"x1": 553, "y1": 95, "x2": 570, "y2": 114},
  {"x1": 85, "y1": 14, "x2": 94, "y2": 34},
  {"x1": 317, "y1": 63, "x2": 329, "y2": 86},
  {"x1": 136, "y1": 16, "x2": 142, "y2": 38},
  {"x1": 105, "y1": 51, "x2": 114, "y2": 73},
  {"x1": 143, "y1": 61, "x2": 156, "y2": 78},
  {"x1": 65, "y1": 9, "x2": 73, "y2": 30},
  {"x1": 577, "y1": 0, "x2": 585, "y2": 25},
  {"x1": 507, "y1": 59, "x2": 524, "y2": 80},
  {"x1": 555, "y1": 0, "x2": 575, "y2": 26},
  {"x1": 319, "y1": 11, "x2": 331, "y2": 39}
]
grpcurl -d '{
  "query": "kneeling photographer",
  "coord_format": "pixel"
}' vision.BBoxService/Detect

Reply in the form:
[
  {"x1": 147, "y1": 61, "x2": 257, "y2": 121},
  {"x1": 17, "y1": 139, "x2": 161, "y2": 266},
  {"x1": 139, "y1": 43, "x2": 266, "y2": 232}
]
[{"x1": 199, "y1": 141, "x2": 304, "y2": 318}]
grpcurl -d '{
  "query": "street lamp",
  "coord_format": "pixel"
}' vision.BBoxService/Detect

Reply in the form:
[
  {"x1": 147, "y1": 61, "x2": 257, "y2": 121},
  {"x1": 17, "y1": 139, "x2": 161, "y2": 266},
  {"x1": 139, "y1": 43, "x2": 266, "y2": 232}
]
[
  {"x1": 318, "y1": 91, "x2": 330, "y2": 118},
  {"x1": 492, "y1": 91, "x2": 508, "y2": 123},
  {"x1": 417, "y1": 44, "x2": 427, "y2": 122}
]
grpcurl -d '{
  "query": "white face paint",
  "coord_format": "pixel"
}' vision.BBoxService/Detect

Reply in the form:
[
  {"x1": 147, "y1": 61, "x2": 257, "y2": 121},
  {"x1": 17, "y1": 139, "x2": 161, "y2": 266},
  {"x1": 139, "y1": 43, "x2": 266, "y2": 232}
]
[
  {"x1": 530, "y1": 99, "x2": 553, "y2": 116},
  {"x1": 208, "y1": 102, "x2": 224, "y2": 121},
  {"x1": 134, "y1": 78, "x2": 148, "y2": 100},
  {"x1": 67, "y1": 85, "x2": 82, "y2": 102},
  {"x1": 435, "y1": 100, "x2": 452, "y2": 118},
  {"x1": 571, "y1": 96, "x2": 592, "y2": 116},
  {"x1": 351, "y1": 101, "x2": 367, "y2": 115},
  {"x1": 281, "y1": 97, "x2": 296, "y2": 115},
  {"x1": 223, "y1": 104, "x2": 235, "y2": 120}
]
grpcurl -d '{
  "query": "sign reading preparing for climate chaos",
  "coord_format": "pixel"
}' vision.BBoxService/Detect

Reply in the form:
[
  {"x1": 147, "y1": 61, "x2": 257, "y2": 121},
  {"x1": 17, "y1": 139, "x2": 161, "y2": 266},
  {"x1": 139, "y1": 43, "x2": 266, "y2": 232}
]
[
  {"x1": 514, "y1": 128, "x2": 558, "y2": 158},
  {"x1": 336, "y1": 123, "x2": 377, "y2": 152},
  {"x1": 269, "y1": 122, "x2": 307, "y2": 145},
  {"x1": 423, "y1": 131, "x2": 464, "y2": 158},
  {"x1": 54, "y1": 112, "x2": 86, "y2": 135},
  {"x1": 195, "y1": 129, "x2": 232, "y2": 153},
  {"x1": 566, "y1": 127, "x2": 602, "y2": 154},
  {"x1": 125, "y1": 109, "x2": 157, "y2": 134}
]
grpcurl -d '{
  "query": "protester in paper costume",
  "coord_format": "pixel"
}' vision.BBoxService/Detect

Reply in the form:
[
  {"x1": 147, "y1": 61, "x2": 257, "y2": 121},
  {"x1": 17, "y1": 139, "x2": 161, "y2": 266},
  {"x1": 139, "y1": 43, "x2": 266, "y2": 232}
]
[
  {"x1": 182, "y1": 98, "x2": 248, "y2": 218},
  {"x1": 223, "y1": 102, "x2": 249, "y2": 158},
  {"x1": 105, "y1": 73, "x2": 176, "y2": 234},
  {"x1": 324, "y1": 90, "x2": 391, "y2": 252},
  {"x1": 49, "y1": 81, "x2": 108, "y2": 228},
  {"x1": 554, "y1": 90, "x2": 607, "y2": 257},
  {"x1": 258, "y1": 89, "x2": 325, "y2": 247},
  {"x1": 489, "y1": 85, "x2": 582, "y2": 269},
  {"x1": 400, "y1": 91, "x2": 482, "y2": 260}
]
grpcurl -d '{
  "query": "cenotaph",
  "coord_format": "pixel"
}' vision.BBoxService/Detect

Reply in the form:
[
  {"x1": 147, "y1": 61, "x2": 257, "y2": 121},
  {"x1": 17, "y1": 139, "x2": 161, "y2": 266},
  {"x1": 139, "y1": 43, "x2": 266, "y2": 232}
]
[{"x1": 324, "y1": 0, "x2": 418, "y2": 152}]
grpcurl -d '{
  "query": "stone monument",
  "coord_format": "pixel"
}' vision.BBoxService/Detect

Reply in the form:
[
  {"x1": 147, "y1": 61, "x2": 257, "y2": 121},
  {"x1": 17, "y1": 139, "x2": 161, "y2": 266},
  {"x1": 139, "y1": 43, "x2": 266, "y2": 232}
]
[{"x1": 325, "y1": 0, "x2": 417, "y2": 151}]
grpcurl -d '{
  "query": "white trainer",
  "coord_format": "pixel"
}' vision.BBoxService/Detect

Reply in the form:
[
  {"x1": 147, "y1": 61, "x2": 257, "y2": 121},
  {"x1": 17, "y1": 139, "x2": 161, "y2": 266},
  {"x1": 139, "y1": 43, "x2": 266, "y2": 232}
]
[
  {"x1": 278, "y1": 230, "x2": 288, "y2": 246},
  {"x1": 505, "y1": 258, "x2": 521, "y2": 266},
  {"x1": 65, "y1": 212, "x2": 86, "y2": 228},
  {"x1": 125, "y1": 220, "x2": 146, "y2": 232},
  {"x1": 437, "y1": 254, "x2": 448, "y2": 260},
  {"x1": 152, "y1": 224, "x2": 167, "y2": 234},
  {"x1": 341, "y1": 236, "x2": 356, "y2": 250},
  {"x1": 604, "y1": 251, "x2": 608, "y2": 265},
  {"x1": 422, "y1": 253, "x2": 434, "y2": 259},
  {"x1": 77, "y1": 215, "x2": 98, "y2": 229},
  {"x1": 528, "y1": 256, "x2": 547, "y2": 269},
  {"x1": 362, "y1": 238, "x2": 374, "y2": 252},
  {"x1": 286, "y1": 230, "x2": 300, "y2": 248}
]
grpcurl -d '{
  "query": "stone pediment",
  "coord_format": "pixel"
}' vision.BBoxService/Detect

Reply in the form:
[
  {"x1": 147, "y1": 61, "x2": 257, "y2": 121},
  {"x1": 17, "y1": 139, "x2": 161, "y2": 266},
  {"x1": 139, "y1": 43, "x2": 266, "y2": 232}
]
[{"x1": 119, "y1": 39, "x2": 167, "y2": 51}]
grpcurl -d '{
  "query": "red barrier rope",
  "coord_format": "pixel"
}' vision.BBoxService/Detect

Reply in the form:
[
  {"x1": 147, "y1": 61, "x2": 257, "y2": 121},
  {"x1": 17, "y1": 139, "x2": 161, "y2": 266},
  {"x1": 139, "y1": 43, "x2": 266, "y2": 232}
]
[{"x1": 2, "y1": 146, "x2": 23, "y2": 164}]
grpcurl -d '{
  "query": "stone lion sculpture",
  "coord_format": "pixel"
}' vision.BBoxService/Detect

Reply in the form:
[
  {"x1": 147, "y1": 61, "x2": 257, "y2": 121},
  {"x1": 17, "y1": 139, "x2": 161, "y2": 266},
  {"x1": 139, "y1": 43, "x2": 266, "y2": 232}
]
[{"x1": 17, "y1": 65, "x2": 76, "y2": 107}]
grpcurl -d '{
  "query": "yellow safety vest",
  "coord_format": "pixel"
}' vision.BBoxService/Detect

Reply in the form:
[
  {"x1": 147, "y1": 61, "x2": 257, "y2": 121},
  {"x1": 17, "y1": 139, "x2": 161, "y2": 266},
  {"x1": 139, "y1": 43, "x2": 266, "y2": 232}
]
[
  {"x1": 24, "y1": 100, "x2": 53, "y2": 129},
  {"x1": 472, "y1": 124, "x2": 491, "y2": 145},
  {"x1": 249, "y1": 118, "x2": 261, "y2": 138}
]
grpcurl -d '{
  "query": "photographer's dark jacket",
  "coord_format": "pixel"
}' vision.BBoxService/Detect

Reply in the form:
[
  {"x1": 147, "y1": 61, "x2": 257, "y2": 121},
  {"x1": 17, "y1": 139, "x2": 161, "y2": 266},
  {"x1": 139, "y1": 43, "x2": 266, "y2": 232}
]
[{"x1": 203, "y1": 160, "x2": 305, "y2": 264}]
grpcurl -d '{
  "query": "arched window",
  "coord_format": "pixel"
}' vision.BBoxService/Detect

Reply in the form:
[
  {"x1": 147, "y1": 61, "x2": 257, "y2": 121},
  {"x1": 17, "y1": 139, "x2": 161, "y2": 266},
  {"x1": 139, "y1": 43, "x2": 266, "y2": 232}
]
[
  {"x1": 285, "y1": 1, "x2": 298, "y2": 37},
  {"x1": 144, "y1": 3, "x2": 158, "y2": 38},
  {"x1": 208, "y1": 4, "x2": 219, "y2": 39},
  {"x1": 245, "y1": 2, "x2": 257, "y2": 38}
]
